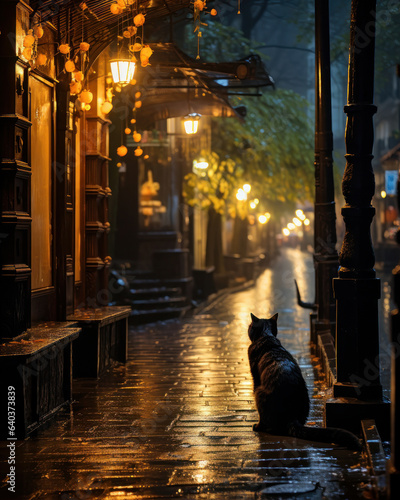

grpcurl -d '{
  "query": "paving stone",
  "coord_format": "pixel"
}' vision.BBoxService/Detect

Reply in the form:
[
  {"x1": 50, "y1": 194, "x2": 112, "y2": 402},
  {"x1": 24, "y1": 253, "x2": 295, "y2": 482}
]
[{"x1": 0, "y1": 249, "x2": 379, "y2": 499}]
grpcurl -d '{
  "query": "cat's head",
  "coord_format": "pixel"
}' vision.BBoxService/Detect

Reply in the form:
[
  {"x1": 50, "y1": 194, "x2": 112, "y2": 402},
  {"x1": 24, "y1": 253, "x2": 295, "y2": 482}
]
[{"x1": 248, "y1": 313, "x2": 278, "y2": 342}]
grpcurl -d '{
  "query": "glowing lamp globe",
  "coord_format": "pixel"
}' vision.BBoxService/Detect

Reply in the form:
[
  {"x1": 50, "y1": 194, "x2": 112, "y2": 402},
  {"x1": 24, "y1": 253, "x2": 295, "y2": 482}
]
[
  {"x1": 110, "y1": 59, "x2": 136, "y2": 85},
  {"x1": 80, "y1": 89, "x2": 93, "y2": 104},
  {"x1": 117, "y1": 145, "x2": 128, "y2": 157},
  {"x1": 183, "y1": 113, "x2": 201, "y2": 135},
  {"x1": 101, "y1": 101, "x2": 113, "y2": 114}
]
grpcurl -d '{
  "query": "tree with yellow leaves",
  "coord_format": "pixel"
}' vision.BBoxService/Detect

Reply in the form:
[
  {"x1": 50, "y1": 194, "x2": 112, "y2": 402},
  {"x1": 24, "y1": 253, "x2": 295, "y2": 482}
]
[{"x1": 183, "y1": 152, "x2": 244, "y2": 272}]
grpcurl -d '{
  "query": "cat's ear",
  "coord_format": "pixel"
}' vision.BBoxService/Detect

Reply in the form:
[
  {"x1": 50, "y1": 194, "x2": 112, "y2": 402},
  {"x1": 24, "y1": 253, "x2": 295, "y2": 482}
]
[
  {"x1": 270, "y1": 313, "x2": 278, "y2": 323},
  {"x1": 250, "y1": 313, "x2": 259, "y2": 322}
]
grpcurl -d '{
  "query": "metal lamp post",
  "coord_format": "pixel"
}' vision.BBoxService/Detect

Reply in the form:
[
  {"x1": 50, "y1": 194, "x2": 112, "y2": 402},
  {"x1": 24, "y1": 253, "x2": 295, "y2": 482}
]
[{"x1": 325, "y1": 0, "x2": 390, "y2": 436}]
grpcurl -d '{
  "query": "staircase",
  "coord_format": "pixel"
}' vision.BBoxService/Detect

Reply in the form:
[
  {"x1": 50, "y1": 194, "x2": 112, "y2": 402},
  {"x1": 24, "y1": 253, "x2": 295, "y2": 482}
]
[{"x1": 110, "y1": 249, "x2": 193, "y2": 324}]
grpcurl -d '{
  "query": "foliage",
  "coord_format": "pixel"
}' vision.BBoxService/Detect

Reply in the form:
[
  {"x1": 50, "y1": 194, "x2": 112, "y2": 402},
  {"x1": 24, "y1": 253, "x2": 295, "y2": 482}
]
[
  {"x1": 211, "y1": 89, "x2": 314, "y2": 207},
  {"x1": 182, "y1": 20, "x2": 315, "y2": 210},
  {"x1": 290, "y1": 0, "x2": 400, "y2": 92},
  {"x1": 182, "y1": 151, "x2": 244, "y2": 216},
  {"x1": 183, "y1": 19, "x2": 264, "y2": 61}
]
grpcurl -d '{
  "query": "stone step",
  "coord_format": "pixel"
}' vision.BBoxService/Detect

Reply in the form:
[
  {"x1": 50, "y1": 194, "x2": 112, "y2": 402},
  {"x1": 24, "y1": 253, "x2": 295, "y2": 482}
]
[
  {"x1": 131, "y1": 296, "x2": 187, "y2": 311},
  {"x1": 129, "y1": 286, "x2": 182, "y2": 300},
  {"x1": 128, "y1": 276, "x2": 193, "y2": 298},
  {"x1": 129, "y1": 305, "x2": 191, "y2": 324}
]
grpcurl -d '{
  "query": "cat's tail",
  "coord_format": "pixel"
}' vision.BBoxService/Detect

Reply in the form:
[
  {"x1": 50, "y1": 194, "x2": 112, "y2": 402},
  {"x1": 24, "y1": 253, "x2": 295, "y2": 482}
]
[{"x1": 287, "y1": 421, "x2": 362, "y2": 451}]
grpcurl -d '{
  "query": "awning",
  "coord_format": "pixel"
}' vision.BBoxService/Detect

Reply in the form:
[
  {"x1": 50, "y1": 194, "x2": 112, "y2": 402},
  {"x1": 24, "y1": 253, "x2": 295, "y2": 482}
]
[
  {"x1": 29, "y1": 2, "x2": 274, "y2": 125},
  {"x1": 129, "y1": 42, "x2": 274, "y2": 126}
]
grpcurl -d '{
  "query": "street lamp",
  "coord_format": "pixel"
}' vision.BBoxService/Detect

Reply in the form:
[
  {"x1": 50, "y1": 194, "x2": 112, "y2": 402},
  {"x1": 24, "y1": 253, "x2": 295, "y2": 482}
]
[
  {"x1": 110, "y1": 58, "x2": 136, "y2": 85},
  {"x1": 258, "y1": 215, "x2": 267, "y2": 224},
  {"x1": 296, "y1": 209, "x2": 306, "y2": 221},
  {"x1": 236, "y1": 188, "x2": 247, "y2": 201},
  {"x1": 293, "y1": 217, "x2": 302, "y2": 226},
  {"x1": 183, "y1": 113, "x2": 201, "y2": 134}
]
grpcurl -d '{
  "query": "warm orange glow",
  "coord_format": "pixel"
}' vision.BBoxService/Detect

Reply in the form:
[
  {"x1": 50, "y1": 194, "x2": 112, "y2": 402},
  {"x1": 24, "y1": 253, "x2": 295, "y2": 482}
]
[
  {"x1": 183, "y1": 114, "x2": 201, "y2": 134},
  {"x1": 110, "y1": 59, "x2": 136, "y2": 85}
]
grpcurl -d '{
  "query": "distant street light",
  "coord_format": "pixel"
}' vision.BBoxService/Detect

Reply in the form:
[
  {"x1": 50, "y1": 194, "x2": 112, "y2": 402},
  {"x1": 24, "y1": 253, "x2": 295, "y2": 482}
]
[
  {"x1": 258, "y1": 215, "x2": 267, "y2": 224},
  {"x1": 236, "y1": 188, "x2": 247, "y2": 201}
]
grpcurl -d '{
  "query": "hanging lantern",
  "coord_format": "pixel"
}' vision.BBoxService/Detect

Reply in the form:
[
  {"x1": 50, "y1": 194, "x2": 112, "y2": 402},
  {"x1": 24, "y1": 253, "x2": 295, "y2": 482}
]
[
  {"x1": 183, "y1": 113, "x2": 201, "y2": 135},
  {"x1": 110, "y1": 3, "x2": 121, "y2": 14},
  {"x1": 194, "y1": 0, "x2": 205, "y2": 11},
  {"x1": 132, "y1": 43, "x2": 142, "y2": 52},
  {"x1": 134, "y1": 146, "x2": 143, "y2": 157},
  {"x1": 125, "y1": 127, "x2": 131, "y2": 135},
  {"x1": 117, "y1": 145, "x2": 128, "y2": 157},
  {"x1": 73, "y1": 71, "x2": 84, "y2": 82},
  {"x1": 140, "y1": 45, "x2": 153, "y2": 59},
  {"x1": 34, "y1": 25, "x2": 44, "y2": 38},
  {"x1": 59, "y1": 43, "x2": 71, "y2": 54},
  {"x1": 135, "y1": 91, "x2": 141, "y2": 99},
  {"x1": 65, "y1": 59, "x2": 75, "y2": 72},
  {"x1": 134, "y1": 13, "x2": 145, "y2": 27},
  {"x1": 101, "y1": 101, "x2": 113, "y2": 114},
  {"x1": 133, "y1": 132, "x2": 141, "y2": 143},
  {"x1": 135, "y1": 100, "x2": 142, "y2": 109},
  {"x1": 36, "y1": 53, "x2": 47, "y2": 66},
  {"x1": 23, "y1": 32, "x2": 35, "y2": 48},
  {"x1": 110, "y1": 58, "x2": 136, "y2": 85},
  {"x1": 211, "y1": 9, "x2": 218, "y2": 16},
  {"x1": 123, "y1": 26, "x2": 137, "y2": 38},
  {"x1": 70, "y1": 81, "x2": 82, "y2": 95},
  {"x1": 80, "y1": 42, "x2": 90, "y2": 52},
  {"x1": 80, "y1": 89, "x2": 93, "y2": 104},
  {"x1": 22, "y1": 47, "x2": 32, "y2": 60}
]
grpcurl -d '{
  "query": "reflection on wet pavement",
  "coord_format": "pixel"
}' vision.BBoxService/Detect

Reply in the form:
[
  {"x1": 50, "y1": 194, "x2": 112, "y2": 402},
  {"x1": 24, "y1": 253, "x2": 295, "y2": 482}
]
[{"x1": 0, "y1": 248, "x2": 386, "y2": 499}]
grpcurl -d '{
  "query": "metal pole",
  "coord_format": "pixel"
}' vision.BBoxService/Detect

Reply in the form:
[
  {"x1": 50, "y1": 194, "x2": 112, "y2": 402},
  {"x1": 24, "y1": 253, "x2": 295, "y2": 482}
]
[
  {"x1": 333, "y1": 0, "x2": 382, "y2": 400},
  {"x1": 312, "y1": 0, "x2": 339, "y2": 340}
]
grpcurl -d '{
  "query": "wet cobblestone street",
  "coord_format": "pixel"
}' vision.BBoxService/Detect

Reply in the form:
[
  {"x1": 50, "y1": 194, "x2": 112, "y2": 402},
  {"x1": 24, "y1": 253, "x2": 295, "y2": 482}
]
[{"x1": 1, "y1": 248, "x2": 378, "y2": 499}]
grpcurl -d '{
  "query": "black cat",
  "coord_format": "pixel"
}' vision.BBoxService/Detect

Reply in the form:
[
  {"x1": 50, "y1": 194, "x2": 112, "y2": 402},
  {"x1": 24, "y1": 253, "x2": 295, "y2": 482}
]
[{"x1": 248, "y1": 313, "x2": 361, "y2": 450}]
